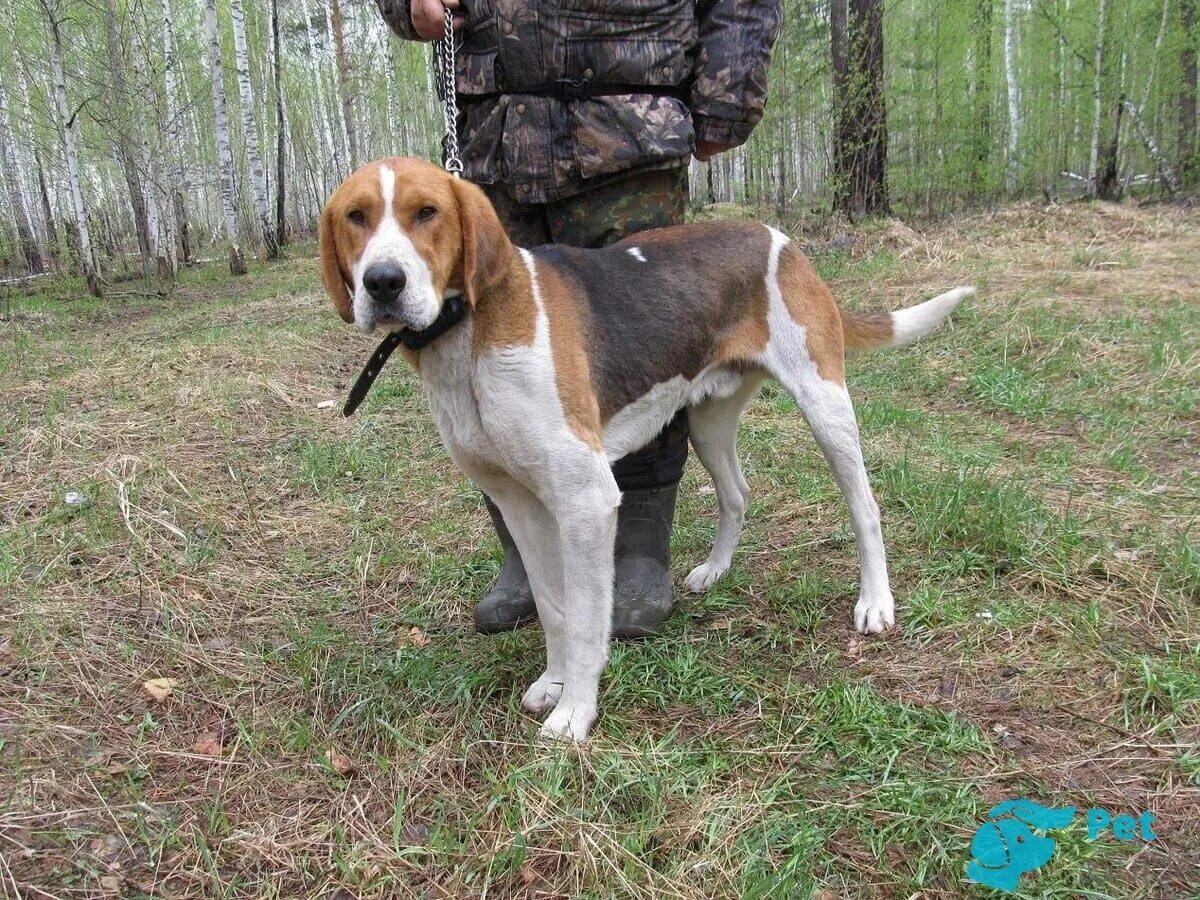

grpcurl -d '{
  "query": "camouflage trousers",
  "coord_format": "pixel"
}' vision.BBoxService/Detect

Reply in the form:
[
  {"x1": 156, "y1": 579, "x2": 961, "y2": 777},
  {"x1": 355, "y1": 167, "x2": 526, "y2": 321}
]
[
  {"x1": 483, "y1": 166, "x2": 691, "y2": 487},
  {"x1": 483, "y1": 166, "x2": 689, "y2": 250}
]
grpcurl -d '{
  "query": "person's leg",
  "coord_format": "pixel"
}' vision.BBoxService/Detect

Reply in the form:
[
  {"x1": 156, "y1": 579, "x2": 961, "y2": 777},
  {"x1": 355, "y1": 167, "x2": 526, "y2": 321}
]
[
  {"x1": 471, "y1": 186, "x2": 552, "y2": 634},
  {"x1": 547, "y1": 168, "x2": 690, "y2": 638}
]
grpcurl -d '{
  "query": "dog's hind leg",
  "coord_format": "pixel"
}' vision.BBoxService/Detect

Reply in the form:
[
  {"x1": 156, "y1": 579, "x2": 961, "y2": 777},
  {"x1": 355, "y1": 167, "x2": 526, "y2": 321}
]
[
  {"x1": 684, "y1": 375, "x2": 765, "y2": 593},
  {"x1": 768, "y1": 363, "x2": 894, "y2": 633}
]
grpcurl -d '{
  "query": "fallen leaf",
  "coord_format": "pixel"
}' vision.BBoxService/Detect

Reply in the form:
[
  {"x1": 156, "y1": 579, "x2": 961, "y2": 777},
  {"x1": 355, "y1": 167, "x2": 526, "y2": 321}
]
[
  {"x1": 846, "y1": 635, "x2": 865, "y2": 659},
  {"x1": 193, "y1": 732, "x2": 223, "y2": 757},
  {"x1": 325, "y1": 748, "x2": 357, "y2": 776},
  {"x1": 141, "y1": 678, "x2": 177, "y2": 703},
  {"x1": 99, "y1": 875, "x2": 122, "y2": 892},
  {"x1": 400, "y1": 626, "x2": 430, "y2": 649},
  {"x1": 519, "y1": 866, "x2": 539, "y2": 885}
]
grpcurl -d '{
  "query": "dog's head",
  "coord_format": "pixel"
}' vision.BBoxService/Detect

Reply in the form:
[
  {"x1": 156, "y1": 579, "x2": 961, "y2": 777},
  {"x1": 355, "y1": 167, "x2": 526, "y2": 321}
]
[{"x1": 319, "y1": 157, "x2": 514, "y2": 332}]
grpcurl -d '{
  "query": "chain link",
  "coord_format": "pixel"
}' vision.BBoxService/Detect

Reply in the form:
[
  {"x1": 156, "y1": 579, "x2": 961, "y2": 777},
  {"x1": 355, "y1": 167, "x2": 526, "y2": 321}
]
[{"x1": 432, "y1": 6, "x2": 463, "y2": 177}]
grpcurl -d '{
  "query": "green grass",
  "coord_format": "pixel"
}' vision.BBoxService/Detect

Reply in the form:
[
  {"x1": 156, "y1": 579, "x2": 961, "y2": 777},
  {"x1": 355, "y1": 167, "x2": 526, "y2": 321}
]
[{"x1": 1, "y1": 203, "x2": 1198, "y2": 897}]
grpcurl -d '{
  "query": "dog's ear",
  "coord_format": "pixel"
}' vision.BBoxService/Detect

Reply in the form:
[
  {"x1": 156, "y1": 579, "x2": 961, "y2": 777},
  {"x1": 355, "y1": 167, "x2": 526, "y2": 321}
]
[
  {"x1": 319, "y1": 200, "x2": 354, "y2": 323},
  {"x1": 450, "y1": 177, "x2": 514, "y2": 306}
]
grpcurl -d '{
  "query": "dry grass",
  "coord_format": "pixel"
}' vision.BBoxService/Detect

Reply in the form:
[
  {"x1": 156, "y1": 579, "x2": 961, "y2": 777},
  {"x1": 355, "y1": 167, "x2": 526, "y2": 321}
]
[{"x1": 1, "y1": 200, "x2": 1198, "y2": 898}]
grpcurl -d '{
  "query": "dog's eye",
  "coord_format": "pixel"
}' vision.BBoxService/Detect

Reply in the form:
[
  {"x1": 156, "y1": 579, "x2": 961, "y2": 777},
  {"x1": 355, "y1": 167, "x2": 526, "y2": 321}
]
[
  {"x1": 416, "y1": 206, "x2": 438, "y2": 223},
  {"x1": 347, "y1": 210, "x2": 367, "y2": 227}
]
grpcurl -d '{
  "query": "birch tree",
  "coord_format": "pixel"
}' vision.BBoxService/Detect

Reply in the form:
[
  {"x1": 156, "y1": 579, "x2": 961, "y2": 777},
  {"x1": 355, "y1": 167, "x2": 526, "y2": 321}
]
[
  {"x1": 1088, "y1": 0, "x2": 1110, "y2": 194},
  {"x1": 298, "y1": 0, "x2": 340, "y2": 189},
  {"x1": 331, "y1": 0, "x2": 360, "y2": 170},
  {"x1": 204, "y1": 0, "x2": 246, "y2": 275},
  {"x1": 230, "y1": 0, "x2": 278, "y2": 258},
  {"x1": 1004, "y1": 0, "x2": 1021, "y2": 193},
  {"x1": 104, "y1": 0, "x2": 155, "y2": 276},
  {"x1": 162, "y1": 0, "x2": 191, "y2": 266},
  {"x1": 0, "y1": 86, "x2": 43, "y2": 274},
  {"x1": 1182, "y1": 0, "x2": 1197, "y2": 180},
  {"x1": 271, "y1": 0, "x2": 287, "y2": 245},
  {"x1": 40, "y1": 0, "x2": 101, "y2": 295}
]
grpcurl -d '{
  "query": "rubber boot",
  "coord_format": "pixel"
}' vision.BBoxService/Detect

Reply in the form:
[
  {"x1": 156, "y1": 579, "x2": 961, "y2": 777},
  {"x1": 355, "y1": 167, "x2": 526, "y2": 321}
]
[
  {"x1": 609, "y1": 409, "x2": 688, "y2": 638},
  {"x1": 472, "y1": 497, "x2": 537, "y2": 633}
]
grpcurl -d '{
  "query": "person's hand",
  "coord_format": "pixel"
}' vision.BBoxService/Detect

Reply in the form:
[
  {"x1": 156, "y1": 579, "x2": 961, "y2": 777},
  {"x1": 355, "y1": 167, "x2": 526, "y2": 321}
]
[
  {"x1": 695, "y1": 140, "x2": 736, "y2": 162},
  {"x1": 412, "y1": 0, "x2": 464, "y2": 41}
]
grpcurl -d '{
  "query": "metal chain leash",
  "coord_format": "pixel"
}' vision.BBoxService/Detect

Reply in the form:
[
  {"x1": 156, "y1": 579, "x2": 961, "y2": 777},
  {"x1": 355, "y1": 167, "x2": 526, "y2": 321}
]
[{"x1": 432, "y1": 6, "x2": 463, "y2": 177}]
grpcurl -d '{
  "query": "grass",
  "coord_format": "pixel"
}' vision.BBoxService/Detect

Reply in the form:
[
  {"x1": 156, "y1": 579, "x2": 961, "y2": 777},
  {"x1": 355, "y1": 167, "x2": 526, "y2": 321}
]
[{"x1": 1, "y1": 199, "x2": 1197, "y2": 898}]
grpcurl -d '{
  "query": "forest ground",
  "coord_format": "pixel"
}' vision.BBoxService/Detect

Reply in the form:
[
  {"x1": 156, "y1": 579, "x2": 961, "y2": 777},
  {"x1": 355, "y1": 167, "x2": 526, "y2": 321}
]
[{"x1": 1, "y1": 200, "x2": 1197, "y2": 899}]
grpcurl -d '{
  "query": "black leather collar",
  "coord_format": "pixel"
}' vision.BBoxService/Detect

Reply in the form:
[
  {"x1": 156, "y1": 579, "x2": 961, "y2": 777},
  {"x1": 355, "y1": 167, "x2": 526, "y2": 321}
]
[{"x1": 342, "y1": 295, "x2": 467, "y2": 417}]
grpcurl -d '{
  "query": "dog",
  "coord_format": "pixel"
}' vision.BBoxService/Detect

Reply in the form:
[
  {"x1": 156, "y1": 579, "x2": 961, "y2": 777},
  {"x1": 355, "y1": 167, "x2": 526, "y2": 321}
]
[{"x1": 319, "y1": 157, "x2": 973, "y2": 740}]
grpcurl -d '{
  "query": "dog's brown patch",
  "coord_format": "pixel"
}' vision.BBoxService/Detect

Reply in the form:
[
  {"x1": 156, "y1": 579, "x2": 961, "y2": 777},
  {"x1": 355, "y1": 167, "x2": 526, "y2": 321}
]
[
  {"x1": 776, "y1": 243, "x2": 847, "y2": 383},
  {"x1": 535, "y1": 260, "x2": 603, "y2": 450},
  {"x1": 471, "y1": 258, "x2": 536, "y2": 354}
]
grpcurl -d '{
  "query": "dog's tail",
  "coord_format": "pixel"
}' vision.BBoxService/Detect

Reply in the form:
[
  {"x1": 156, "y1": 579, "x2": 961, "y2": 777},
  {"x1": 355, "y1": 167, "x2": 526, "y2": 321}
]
[{"x1": 841, "y1": 286, "x2": 974, "y2": 353}]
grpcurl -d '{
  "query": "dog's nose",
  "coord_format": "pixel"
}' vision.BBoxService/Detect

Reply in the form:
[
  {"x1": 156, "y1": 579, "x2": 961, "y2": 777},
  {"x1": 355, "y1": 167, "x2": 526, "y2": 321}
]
[{"x1": 362, "y1": 263, "x2": 406, "y2": 303}]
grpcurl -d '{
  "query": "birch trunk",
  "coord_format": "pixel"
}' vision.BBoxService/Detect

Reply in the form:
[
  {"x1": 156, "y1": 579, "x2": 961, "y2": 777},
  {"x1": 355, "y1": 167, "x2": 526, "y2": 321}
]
[
  {"x1": 204, "y1": 0, "x2": 247, "y2": 275},
  {"x1": 231, "y1": 0, "x2": 279, "y2": 258},
  {"x1": 162, "y1": 0, "x2": 191, "y2": 266},
  {"x1": 1088, "y1": 0, "x2": 1109, "y2": 195},
  {"x1": 271, "y1": 0, "x2": 287, "y2": 244},
  {"x1": 130, "y1": 43, "x2": 172, "y2": 278},
  {"x1": 1003, "y1": 0, "x2": 1021, "y2": 194},
  {"x1": 330, "y1": 0, "x2": 359, "y2": 169},
  {"x1": 15, "y1": 66, "x2": 58, "y2": 258},
  {"x1": 0, "y1": 85, "x2": 43, "y2": 273},
  {"x1": 42, "y1": 0, "x2": 101, "y2": 295},
  {"x1": 299, "y1": 0, "x2": 340, "y2": 188},
  {"x1": 1182, "y1": 0, "x2": 1197, "y2": 183},
  {"x1": 104, "y1": 0, "x2": 154, "y2": 276},
  {"x1": 1125, "y1": 99, "x2": 1180, "y2": 192},
  {"x1": 973, "y1": 0, "x2": 994, "y2": 191},
  {"x1": 323, "y1": 0, "x2": 353, "y2": 173}
]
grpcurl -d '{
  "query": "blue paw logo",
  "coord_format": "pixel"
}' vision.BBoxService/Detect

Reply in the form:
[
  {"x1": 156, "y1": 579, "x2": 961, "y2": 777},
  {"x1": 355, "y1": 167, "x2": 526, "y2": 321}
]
[{"x1": 967, "y1": 799, "x2": 1077, "y2": 893}]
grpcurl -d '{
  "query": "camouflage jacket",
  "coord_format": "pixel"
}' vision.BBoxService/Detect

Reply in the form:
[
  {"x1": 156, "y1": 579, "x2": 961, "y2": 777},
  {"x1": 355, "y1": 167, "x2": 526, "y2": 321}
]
[{"x1": 375, "y1": 0, "x2": 782, "y2": 203}]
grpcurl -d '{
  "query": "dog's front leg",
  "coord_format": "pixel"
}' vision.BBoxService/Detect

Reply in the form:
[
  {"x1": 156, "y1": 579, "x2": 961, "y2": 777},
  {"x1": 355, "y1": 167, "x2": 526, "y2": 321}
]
[
  {"x1": 483, "y1": 483, "x2": 570, "y2": 715},
  {"x1": 537, "y1": 476, "x2": 620, "y2": 742}
]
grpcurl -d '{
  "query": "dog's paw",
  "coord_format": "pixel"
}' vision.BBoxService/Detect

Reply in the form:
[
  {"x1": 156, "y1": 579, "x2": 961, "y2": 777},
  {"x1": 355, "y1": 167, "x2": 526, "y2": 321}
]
[
  {"x1": 538, "y1": 703, "x2": 596, "y2": 742},
  {"x1": 521, "y1": 673, "x2": 563, "y2": 715},
  {"x1": 684, "y1": 561, "x2": 728, "y2": 593},
  {"x1": 854, "y1": 591, "x2": 895, "y2": 635}
]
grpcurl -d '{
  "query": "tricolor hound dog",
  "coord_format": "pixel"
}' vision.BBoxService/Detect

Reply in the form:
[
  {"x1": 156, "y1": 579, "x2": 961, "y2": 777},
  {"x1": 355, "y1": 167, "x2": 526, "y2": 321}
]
[{"x1": 320, "y1": 158, "x2": 973, "y2": 741}]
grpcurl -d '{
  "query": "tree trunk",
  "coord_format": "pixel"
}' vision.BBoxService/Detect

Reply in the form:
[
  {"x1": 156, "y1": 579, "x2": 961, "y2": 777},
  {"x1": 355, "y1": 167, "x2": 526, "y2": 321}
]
[
  {"x1": 231, "y1": 0, "x2": 279, "y2": 259},
  {"x1": 159, "y1": 0, "x2": 187, "y2": 267},
  {"x1": 299, "y1": 0, "x2": 339, "y2": 188},
  {"x1": 204, "y1": 0, "x2": 247, "y2": 275},
  {"x1": 104, "y1": 0, "x2": 155, "y2": 277},
  {"x1": 272, "y1": 0, "x2": 288, "y2": 245},
  {"x1": 42, "y1": 0, "x2": 101, "y2": 295},
  {"x1": 161, "y1": 0, "x2": 190, "y2": 267},
  {"x1": 973, "y1": 0, "x2": 994, "y2": 192},
  {"x1": 1003, "y1": 0, "x2": 1021, "y2": 194},
  {"x1": 0, "y1": 84, "x2": 43, "y2": 274},
  {"x1": 1088, "y1": 0, "x2": 1109, "y2": 195},
  {"x1": 1096, "y1": 95, "x2": 1123, "y2": 199},
  {"x1": 1125, "y1": 99, "x2": 1181, "y2": 192},
  {"x1": 330, "y1": 0, "x2": 359, "y2": 170},
  {"x1": 14, "y1": 64, "x2": 59, "y2": 263},
  {"x1": 831, "y1": 0, "x2": 889, "y2": 218},
  {"x1": 1182, "y1": 0, "x2": 1197, "y2": 183}
]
